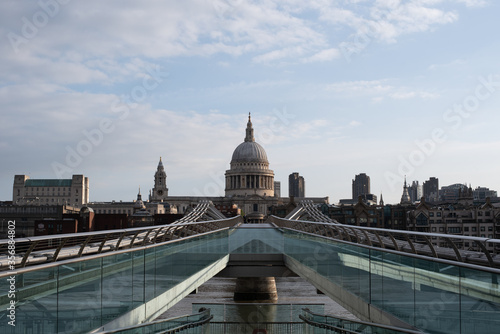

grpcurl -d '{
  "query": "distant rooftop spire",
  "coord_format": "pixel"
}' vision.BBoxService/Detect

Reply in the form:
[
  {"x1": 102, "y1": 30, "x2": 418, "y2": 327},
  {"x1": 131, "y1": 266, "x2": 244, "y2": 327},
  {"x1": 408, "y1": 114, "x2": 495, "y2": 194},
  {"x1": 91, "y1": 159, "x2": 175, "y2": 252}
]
[
  {"x1": 245, "y1": 112, "x2": 255, "y2": 142},
  {"x1": 401, "y1": 177, "x2": 411, "y2": 205},
  {"x1": 157, "y1": 157, "x2": 164, "y2": 171}
]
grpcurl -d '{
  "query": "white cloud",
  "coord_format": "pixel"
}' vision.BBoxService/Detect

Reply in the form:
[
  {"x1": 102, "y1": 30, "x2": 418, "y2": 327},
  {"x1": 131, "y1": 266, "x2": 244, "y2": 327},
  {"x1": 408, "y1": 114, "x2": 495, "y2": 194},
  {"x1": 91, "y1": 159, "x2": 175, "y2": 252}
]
[
  {"x1": 455, "y1": 0, "x2": 488, "y2": 7},
  {"x1": 325, "y1": 80, "x2": 394, "y2": 95},
  {"x1": 303, "y1": 48, "x2": 341, "y2": 63}
]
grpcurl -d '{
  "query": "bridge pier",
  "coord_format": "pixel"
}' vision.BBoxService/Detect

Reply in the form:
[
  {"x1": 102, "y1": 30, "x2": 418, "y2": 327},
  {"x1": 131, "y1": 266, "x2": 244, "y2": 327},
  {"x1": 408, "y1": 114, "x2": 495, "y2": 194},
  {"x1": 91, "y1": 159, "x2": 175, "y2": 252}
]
[{"x1": 234, "y1": 277, "x2": 278, "y2": 303}]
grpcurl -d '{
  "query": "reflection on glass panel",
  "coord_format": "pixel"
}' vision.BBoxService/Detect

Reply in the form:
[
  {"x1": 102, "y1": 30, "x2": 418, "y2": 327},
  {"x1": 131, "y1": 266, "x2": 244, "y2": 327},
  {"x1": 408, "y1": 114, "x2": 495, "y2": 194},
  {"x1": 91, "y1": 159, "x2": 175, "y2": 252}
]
[
  {"x1": 155, "y1": 243, "x2": 174, "y2": 296},
  {"x1": 0, "y1": 267, "x2": 58, "y2": 334},
  {"x1": 144, "y1": 247, "x2": 157, "y2": 302},
  {"x1": 230, "y1": 228, "x2": 283, "y2": 254},
  {"x1": 57, "y1": 258, "x2": 102, "y2": 333},
  {"x1": 412, "y1": 258, "x2": 460, "y2": 334},
  {"x1": 132, "y1": 249, "x2": 145, "y2": 306},
  {"x1": 101, "y1": 253, "x2": 134, "y2": 325},
  {"x1": 370, "y1": 249, "x2": 385, "y2": 311},
  {"x1": 460, "y1": 267, "x2": 500, "y2": 334},
  {"x1": 379, "y1": 252, "x2": 415, "y2": 327}
]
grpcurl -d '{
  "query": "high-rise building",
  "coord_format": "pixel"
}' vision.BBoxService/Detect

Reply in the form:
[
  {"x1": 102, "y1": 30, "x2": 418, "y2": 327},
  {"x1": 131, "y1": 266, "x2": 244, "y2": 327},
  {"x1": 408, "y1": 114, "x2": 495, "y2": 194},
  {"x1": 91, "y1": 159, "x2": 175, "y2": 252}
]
[
  {"x1": 408, "y1": 181, "x2": 422, "y2": 203},
  {"x1": 473, "y1": 187, "x2": 497, "y2": 201},
  {"x1": 274, "y1": 181, "x2": 281, "y2": 198},
  {"x1": 288, "y1": 172, "x2": 305, "y2": 198},
  {"x1": 423, "y1": 177, "x2": 439, "y2": 203},
  {"x1": 352, "y1": 173, "x2": 370, "y2": 200}
]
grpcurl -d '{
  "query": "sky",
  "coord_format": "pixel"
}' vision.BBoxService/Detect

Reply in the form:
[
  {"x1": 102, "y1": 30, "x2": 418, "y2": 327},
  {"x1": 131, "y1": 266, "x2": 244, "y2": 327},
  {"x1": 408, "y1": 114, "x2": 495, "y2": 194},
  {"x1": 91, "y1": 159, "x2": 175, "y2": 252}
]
[{"x1": 1, "y1": 0, "x2": 500, "y2": 205}]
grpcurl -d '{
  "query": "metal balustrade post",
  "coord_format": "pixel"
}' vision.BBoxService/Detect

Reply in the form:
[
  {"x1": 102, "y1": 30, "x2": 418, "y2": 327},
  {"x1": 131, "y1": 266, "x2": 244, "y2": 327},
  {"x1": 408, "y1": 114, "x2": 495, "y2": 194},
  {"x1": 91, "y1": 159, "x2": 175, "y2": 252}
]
[
  {"x1": 422, "y1": 236, "x2": 438, "y2": 258},
  {"x1": 444, "y1": 237, "x2": 463, "y2": 262},
  {"x1": 128, "y1": 230, "x2": 143, "y2": 249},
  {"x1": 152, "y1": 226, "x2": 166, "y2": 243},
  {"x1": 141, "y1": 229, "x2": 155, "y2": 246},
  {"x1": 404, "y1": 235, "x2": 417, "y2": 254},
  {"x1": 372, "y1": 231, "x2": 385, "y2": 249},
  {"x1": 115, "y1": 232, "x2": 127, "y2": 250},
  {"x1": 386, "y1": 233, "x2": 400, "y2": 251},
  {"x1": 98, "y1": 234, "x2": 110, "y2": 253},
  {"x1": 473, "y1": 240, "x2": 494, "y2": 267},
  {"x1": 52, "y1": 238, "x2": 68, "y2": 262},
  {"x1": 359, "y1": 229, "x2": 373, "y2": 247},
  {"x1": 78, "y1": 235, "x2": 94, "y2": 257},
  {"x1": 20, "y1": 240, "x2": 40, "y2": 268}
]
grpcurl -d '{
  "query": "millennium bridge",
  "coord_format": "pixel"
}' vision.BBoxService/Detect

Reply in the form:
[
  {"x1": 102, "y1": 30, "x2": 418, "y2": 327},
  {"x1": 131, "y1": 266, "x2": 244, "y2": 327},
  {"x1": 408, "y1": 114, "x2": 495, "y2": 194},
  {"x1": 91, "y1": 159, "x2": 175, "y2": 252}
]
[{"x1": 1, "y1": 200, "x2": 499, "y2": 334}]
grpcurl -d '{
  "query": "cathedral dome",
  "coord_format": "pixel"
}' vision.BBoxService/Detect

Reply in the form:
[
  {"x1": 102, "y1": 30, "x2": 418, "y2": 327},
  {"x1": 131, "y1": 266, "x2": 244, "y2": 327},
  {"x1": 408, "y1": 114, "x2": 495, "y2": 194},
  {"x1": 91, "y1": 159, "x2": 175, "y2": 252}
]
[
  {"x1": 225, "y1": 114, "x2": 275, "y2": 199},
  {"x1": 230, "y1": 113, "x2": 269, "y2": 166},
  {"x1": 231, "y1": 141, "x2": 268, "y2": 164}
]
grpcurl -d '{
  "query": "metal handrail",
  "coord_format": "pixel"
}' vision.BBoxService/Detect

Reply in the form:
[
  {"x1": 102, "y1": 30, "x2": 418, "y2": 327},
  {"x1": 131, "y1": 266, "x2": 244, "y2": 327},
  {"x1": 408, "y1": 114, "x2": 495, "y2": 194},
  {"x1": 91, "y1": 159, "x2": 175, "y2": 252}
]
[
  {"x1": 269, "y1": 216, "x2": 500, "y2": 269},
  {"x1": 94, "y1": 308, "x2": 213, "y2": 334},
  {"x1": 0, "y1": 216, "x2": 242, "y2": 270},
  {"x1": 300, "y1": 308, "x2": 424, "y2": 334},
  {"x1": 0, "y1": 225, "x2": 233, "y2": 278}
]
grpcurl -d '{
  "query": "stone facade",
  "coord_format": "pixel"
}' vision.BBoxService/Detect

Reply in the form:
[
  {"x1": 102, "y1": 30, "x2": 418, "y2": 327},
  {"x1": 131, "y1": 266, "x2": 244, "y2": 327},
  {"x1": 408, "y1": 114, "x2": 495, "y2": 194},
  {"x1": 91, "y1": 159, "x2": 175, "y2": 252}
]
[
  {"x1": 150, "y1": 157, "x2": 169, "y2": 201},
  {"x1": 13, "y1": 174, "x2": 89, "y2": 207}
]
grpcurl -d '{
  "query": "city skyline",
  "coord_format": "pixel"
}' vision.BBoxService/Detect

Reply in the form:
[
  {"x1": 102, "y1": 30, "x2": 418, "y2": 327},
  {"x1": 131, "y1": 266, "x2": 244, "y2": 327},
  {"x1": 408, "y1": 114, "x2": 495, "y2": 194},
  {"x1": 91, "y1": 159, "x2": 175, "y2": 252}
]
[{"x1": 1, "y1": 1, "x2": 500, "y2": 204}]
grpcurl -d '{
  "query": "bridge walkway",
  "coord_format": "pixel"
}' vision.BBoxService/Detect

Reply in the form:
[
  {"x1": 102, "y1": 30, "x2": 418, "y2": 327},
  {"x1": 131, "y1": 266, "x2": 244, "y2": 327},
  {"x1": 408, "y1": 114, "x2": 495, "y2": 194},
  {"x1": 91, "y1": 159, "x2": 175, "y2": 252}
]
[{"x1": 1, "y1": 217, "x2": 499, "y2": 334}]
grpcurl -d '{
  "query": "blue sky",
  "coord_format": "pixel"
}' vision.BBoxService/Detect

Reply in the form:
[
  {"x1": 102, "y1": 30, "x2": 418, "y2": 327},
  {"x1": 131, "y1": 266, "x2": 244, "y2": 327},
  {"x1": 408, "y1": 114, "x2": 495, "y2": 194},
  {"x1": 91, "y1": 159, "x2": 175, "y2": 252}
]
[{"x1": 1, "y1": 0, "x2": 499, "y2": 204}]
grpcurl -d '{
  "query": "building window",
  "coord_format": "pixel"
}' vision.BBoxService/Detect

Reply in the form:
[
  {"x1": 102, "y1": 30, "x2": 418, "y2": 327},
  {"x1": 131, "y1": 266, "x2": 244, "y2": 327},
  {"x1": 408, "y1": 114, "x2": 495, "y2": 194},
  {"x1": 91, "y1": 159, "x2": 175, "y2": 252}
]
[
  {"x1": 464, "y1": 227, "x2": 469, "y2": 232},
  {"x1": 472, "y1": 227, "x2": 477, "y2": 232},
  {"x1": 439, "y1": 227, "x2": 444, "y2": 232},
  {"x1": 437, "y1": 212, "x2": 442, "y2": 217},
  {"x1": 253, "y1": 204, "x2": 258, "y2": 212},
  {"x1": 416, "y1": 214, "x2": 428, "y2": 226}
]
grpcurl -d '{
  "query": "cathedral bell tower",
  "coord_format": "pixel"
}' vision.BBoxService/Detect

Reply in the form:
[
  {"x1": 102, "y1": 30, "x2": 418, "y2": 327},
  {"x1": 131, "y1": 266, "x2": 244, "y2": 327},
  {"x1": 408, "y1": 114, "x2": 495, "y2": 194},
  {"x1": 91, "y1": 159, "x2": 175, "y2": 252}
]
[{"x1": 151, "y1": 157, "x2": 168, "y2": 201}]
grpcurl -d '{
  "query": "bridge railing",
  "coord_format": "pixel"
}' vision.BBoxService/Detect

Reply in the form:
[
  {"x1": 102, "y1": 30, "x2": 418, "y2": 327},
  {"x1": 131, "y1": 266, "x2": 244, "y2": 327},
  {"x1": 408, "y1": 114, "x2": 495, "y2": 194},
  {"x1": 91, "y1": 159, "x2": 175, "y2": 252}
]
[
  {"x1": 94, "y1": 308, "x2": 213, "y2": 334},
  {"x1": 300, "y1": 308, "x2": 424, "y2": 334},
  {"x1": 0, "y1": 216, "x2": 242, "y2": 269},
  {"x1": 269, "y1": 216, "x2": 500, "y2": 268},
  {"x1": 275, "y1": 219, "x2": 500, "y2": 334},
  {"x1": 0, "y1": 223, "x2": 233, "y2": 334}
]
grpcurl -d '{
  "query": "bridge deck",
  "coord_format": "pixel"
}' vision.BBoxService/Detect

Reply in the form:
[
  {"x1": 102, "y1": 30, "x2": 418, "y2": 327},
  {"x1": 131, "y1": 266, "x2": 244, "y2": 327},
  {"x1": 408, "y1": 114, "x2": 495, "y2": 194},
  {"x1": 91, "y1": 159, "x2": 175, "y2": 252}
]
[{"x1": 0, "y1": 220, "x2": 499, "y2": 334}]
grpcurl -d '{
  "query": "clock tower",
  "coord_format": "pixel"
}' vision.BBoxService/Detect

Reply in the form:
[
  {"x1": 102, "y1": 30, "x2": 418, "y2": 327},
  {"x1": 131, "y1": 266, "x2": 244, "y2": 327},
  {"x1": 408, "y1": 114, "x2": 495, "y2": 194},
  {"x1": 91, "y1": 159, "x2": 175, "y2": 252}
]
[{"x1": 151, "y1": 157, "x2": 168, "y2": 201}]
